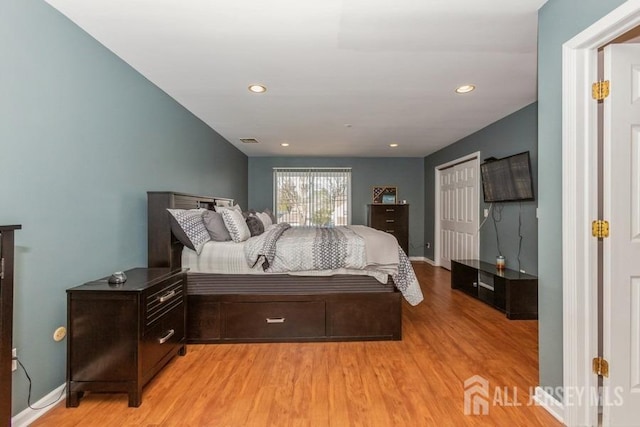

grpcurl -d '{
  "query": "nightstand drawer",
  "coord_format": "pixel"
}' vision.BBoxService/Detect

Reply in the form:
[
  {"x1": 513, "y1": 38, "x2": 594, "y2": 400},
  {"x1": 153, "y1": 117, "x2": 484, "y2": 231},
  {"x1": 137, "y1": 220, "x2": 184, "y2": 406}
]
[
  {"x1": 142, "y1": 301, "x2": 185, "y2": 374},
  {"x1": 145, "y1": 277, "x2": 184, "y2": 328},
  {"x1": 223, "y1": 301, "x2": 325, "y2": 339}
]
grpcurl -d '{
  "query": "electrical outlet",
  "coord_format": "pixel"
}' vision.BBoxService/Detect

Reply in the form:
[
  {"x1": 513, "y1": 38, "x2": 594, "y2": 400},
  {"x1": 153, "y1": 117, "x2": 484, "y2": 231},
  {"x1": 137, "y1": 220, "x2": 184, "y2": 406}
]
[
  {"x1": 484, "y1": 208, "x2": 489, "y2": 218},
  {"x1": 12, "y1": 348, "x2": 16, "y2": 372},
  {"x1": 426, "y1": 242, "x2": 431, "y2": 249}
]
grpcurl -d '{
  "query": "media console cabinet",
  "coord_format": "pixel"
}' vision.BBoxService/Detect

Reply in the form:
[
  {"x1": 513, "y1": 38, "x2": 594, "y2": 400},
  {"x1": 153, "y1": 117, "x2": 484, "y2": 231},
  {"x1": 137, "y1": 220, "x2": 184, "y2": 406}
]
[{"x1": 451, "y1": 259, "x2": 538, "y2": 320}]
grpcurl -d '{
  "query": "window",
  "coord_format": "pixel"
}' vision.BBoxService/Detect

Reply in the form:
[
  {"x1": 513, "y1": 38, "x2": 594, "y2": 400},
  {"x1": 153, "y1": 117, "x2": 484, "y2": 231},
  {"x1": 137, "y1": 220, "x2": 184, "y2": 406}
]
[{"x1": 273, "y1": 168, "x2": 351, "y2": 226}]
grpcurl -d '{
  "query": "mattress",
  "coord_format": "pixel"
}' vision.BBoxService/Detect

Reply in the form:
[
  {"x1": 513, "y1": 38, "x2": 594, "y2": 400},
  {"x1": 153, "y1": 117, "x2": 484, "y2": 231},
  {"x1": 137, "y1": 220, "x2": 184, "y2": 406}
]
[{"x1": 181, "y1": 240, "x2": 390, "y2": 284}]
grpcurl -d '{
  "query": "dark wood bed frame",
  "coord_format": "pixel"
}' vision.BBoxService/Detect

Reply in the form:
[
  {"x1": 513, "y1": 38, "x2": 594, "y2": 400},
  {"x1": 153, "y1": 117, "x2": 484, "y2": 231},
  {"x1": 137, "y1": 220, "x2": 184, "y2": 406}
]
[{"x1": 147, "y1": 191, "x2": 401, "y2": 343}]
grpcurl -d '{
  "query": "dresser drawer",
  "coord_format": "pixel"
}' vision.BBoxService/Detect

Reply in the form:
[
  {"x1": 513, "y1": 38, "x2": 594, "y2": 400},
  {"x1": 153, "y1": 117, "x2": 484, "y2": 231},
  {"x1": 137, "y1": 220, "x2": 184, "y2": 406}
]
[
  {"x1": 370, "y1": 205, "x2": 403, "y2": 219},
  {"x1": 223, "y1": 301, "x2": 325, "y2": 339},
  {"x1": 144, "y1": 277, "x2": 184, "y2": 330},
  {"x1": 142, "y1": 301, "x2": 185, "y2": 375},
  {"x1": 369, "y1": 218, "x2": 407, "y2": 233}
]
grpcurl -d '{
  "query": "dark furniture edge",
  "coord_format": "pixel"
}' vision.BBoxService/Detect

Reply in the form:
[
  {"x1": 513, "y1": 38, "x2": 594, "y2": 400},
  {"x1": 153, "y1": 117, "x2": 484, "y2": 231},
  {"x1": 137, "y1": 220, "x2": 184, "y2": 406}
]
[{"x1": 0, "y1": 225, "x2": 21, "y2": 426}]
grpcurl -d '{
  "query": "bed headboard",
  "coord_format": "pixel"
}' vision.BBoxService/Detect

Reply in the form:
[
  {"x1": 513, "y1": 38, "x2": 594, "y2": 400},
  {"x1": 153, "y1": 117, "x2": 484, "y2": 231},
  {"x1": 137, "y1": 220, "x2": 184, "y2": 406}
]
[{"x1": 147, "y1": 191, "x2": 224, "y2": 271}]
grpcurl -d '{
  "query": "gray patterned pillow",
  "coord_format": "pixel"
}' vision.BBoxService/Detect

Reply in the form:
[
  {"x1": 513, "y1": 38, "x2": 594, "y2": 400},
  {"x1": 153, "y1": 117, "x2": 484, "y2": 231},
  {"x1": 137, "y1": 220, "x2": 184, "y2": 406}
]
[
  {"x1": 220, "y1": 209, "x2": 251, "y2": 243},
  {"x1": 202, "y1": 210, "x2": 232, "y2": 241},
  {"x1": 245, "y1": 216, "x2": 265, "y2": 237},
  {"x1": 167, "y1": 209, "x2": 210, "y2": 254}
]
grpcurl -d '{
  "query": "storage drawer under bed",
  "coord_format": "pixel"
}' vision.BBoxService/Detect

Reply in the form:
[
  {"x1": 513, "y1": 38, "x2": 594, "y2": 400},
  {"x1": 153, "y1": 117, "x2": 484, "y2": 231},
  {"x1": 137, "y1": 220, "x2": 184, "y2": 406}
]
[{"x1": 222, "y1": 301, "x2": 325, "y2": 339}]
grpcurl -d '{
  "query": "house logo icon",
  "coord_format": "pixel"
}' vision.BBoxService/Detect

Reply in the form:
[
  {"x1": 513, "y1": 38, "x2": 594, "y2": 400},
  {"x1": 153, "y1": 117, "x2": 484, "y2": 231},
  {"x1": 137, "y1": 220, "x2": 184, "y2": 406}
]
[{"x1": 464, "y1": 375, "x2": 490, "y2": 415}]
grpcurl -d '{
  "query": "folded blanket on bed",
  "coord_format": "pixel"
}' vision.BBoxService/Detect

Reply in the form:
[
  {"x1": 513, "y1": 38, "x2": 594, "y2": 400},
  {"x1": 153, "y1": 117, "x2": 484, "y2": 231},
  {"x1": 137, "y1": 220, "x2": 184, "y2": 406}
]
[
  {"x1": 245, "y1": 223, "x2": 367, "y2": 271},
  {"x1": 244, "y1": 224, "x2": 424, "y2": 306}
]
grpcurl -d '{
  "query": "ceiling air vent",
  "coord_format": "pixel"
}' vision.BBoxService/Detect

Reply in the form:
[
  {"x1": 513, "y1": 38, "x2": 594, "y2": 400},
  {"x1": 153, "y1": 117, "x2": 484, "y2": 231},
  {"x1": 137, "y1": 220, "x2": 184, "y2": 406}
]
[{"x1": 240, "y1": 138, "x2": 259, "y2": 144}]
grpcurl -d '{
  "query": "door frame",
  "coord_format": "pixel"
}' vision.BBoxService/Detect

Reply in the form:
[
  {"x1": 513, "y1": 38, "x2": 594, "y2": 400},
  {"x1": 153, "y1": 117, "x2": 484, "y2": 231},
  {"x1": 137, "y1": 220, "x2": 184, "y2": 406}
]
[
  {"x1": 562, "y1": 2, "x2": 640, "y2": 426},
  {"x1": 434, "y1": 151, "x2": 481, "y2": 267}
]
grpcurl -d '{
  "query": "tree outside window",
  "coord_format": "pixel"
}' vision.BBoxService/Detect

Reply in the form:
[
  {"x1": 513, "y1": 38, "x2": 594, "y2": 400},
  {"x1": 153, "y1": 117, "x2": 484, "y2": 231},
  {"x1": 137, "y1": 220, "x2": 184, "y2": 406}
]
[{"x1": 274, "y1": 168, "x2": 351, "y2": 226}]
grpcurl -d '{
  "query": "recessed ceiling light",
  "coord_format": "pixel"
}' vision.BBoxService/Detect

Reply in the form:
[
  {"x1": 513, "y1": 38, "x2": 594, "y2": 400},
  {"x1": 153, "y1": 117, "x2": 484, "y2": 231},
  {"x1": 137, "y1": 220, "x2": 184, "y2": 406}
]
[
  {"x1": 281, "y1": 143, "x2": 289, "y2": 147},
  {"x1": 248, "y1": 84, "x2": 267, "y2": 93},
  {"x1": 389, "y1": 143, "x2": 399, "y2": 148},
  {"x1": 455, "y1": 84, "x2": 476, "y2": 94}
]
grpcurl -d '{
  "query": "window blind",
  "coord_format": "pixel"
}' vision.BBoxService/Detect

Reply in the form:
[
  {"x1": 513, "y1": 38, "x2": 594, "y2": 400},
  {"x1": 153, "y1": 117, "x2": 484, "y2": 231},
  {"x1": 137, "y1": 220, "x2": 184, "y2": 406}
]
[{"x1": 273, "y1": 168, "x2": 351, "y2": 226}]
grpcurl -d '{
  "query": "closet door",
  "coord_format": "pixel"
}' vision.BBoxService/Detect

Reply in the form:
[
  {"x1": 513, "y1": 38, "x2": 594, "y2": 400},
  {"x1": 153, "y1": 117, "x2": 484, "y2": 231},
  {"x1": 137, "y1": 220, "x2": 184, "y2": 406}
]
[{"x1": 439, "y1": 158, "x2": 479, "y2": 269}]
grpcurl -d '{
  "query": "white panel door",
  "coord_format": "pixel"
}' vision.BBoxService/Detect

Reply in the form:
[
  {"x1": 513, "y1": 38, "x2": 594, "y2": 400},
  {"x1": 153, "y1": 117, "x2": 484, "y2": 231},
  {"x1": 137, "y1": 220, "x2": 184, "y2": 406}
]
[
  {"x1": 439, "y1": 158, "x2": 479, "y2": 270},
  {"x1": 603, "y1": 43, "x2": 640, "y2": 426}
]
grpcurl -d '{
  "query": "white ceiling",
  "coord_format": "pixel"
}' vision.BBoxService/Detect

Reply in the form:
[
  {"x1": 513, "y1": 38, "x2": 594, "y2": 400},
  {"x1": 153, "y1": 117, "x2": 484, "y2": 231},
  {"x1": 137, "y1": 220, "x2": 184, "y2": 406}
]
[{"x1": 44, "y1": 0, "x2": 547, "y2": 158}]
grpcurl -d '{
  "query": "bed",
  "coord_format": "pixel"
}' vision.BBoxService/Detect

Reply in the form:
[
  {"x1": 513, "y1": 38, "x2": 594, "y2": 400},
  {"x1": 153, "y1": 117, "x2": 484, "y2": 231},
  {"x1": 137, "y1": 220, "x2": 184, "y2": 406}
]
[{"x1": 147, "y1": 191, "x2": 422, "y2": 343}]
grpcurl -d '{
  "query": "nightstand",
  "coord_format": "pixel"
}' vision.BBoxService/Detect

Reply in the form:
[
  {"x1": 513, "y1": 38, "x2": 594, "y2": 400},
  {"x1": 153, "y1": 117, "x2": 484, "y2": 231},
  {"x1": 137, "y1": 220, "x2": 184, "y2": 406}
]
[{"x1": 66, "y1": 268, "x2": 187, "y2": 407}]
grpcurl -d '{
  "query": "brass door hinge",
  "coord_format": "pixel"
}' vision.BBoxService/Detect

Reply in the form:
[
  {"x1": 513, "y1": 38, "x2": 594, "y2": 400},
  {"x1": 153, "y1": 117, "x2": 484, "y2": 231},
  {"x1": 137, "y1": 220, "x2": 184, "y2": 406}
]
[
  {"x1": 593, "y1": 357, "x2": 609, "y2": 378},
  {"x1": 592, "y1": 80, "x2": 610, "y2": 100},
  {"x1": 592, "y1": 220, "x2": 610, "y2": 238}
]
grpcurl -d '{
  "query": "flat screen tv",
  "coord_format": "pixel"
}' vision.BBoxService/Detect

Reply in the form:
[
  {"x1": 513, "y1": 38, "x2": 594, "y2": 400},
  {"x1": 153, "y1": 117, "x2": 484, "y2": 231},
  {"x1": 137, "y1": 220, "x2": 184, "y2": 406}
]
[{"x1": 481, "y1": 151, "x2": 534, "y2": 202}]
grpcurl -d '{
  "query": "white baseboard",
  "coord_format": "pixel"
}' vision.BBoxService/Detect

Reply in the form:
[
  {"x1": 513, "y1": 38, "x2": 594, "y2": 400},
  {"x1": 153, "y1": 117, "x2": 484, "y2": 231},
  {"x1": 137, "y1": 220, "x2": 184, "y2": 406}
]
[
  {"x1": 409, "y1": 256, "x2": 436, "y2": 266},
  {"x1": 12, "y1": 383, "x2": 66, "y2": 427},
  {"x1": 533, "y1": 386, "x2": 564, "y2": 424}
]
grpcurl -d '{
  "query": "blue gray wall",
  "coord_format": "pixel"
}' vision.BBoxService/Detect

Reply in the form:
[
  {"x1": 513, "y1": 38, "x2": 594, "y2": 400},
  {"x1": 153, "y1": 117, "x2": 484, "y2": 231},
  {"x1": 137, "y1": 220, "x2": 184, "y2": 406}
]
[
  {"x1": 537, "y1": 0, "x2": 625, "y2": 399},
  {"x1": 1, "y1": 0, "x2": 247, "y2": 415},
  {"x1": 423, "y1": 103, "x2": 538, "y2": 274},
  {"x1": 248, "y1": 157, "x2": 425, "y2": 257}
]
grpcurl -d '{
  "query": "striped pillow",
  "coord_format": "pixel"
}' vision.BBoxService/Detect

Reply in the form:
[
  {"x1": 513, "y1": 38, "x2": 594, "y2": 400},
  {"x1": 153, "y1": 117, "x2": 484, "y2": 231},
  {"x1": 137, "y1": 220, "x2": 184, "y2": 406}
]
[
  {"x1": 166, "y1": 208, "x2": 210, "y2": 254},
  {"x1": 220, "y1": 209, "x2": 251, "y2": 243}
]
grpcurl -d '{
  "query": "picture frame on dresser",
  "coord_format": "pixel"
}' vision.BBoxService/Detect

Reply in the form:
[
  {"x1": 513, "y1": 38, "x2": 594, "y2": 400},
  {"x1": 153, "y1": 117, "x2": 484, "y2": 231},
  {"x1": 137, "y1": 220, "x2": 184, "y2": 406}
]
[
  {"x1": 381, "y1": 194, "x2": 396, "y2": 204},
  {"x1": 372, "y1": 186, "x2": 397, "y2": 204}
]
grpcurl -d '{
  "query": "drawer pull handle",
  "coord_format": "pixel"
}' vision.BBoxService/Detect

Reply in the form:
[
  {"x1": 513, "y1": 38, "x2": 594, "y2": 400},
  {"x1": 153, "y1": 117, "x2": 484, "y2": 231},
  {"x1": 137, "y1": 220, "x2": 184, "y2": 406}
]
[
  {"x1": 386, "y1": 230, "x2": 395, "y2": 233},
  {"x1": 385, "y1": 209, "x2": 395, "y2": 212},
  {"x1": 158, "y1": 329, "x2": 175, "y2": 344},
  {"x1": 385, "y1": 219, "x2": 395, "y2": 223},
  {"x1": 158, "y1": 290, "x2": 176, "y2": 303},
  {"x1": 266, "y1": 317, "x2": 285, "y2": 324}
]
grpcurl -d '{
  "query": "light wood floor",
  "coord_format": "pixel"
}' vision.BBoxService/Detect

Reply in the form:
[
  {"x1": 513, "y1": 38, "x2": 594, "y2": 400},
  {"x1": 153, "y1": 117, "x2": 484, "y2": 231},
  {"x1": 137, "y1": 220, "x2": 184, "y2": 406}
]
[{"x1": 33, "y1": 263, "x2": 561, "y2": 426}]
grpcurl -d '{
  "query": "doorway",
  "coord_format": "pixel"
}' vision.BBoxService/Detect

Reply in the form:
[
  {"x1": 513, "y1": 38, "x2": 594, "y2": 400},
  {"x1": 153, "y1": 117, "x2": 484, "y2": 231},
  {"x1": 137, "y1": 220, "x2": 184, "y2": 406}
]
[{"x1": 562, "y1": 3, "x2": 640, "y2": 426}]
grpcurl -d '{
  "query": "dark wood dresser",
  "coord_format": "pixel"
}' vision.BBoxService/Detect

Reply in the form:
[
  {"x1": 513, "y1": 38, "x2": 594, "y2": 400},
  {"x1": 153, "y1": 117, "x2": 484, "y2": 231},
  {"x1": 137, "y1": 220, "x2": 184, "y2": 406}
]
[
  {"x1": 66, "y1": 268, "x2": 187, "y2": 407},
  {"x1": 0, "y1": 225, "x2": 21, "y2": 426},
  {"x1": 367, "y1": 204, "x2": 409, "y2": 254}
]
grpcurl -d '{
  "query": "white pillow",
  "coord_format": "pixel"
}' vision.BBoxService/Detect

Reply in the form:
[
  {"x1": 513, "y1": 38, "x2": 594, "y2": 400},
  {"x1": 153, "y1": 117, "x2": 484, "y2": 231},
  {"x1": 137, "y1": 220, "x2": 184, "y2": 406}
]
[
  {"x1": 220, "y1": 209, "x2": 251, "y2": 243},
  {"x1": 254, "y1": 212, "x2": 272, "y2": 228}
]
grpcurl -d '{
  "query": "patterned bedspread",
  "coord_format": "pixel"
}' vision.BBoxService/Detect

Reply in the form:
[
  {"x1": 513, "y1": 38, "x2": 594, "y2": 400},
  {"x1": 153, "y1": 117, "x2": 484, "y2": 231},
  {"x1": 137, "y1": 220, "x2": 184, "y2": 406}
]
[{"x1": 245, "y1": 224, "x2": 424, "y2": 306}]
